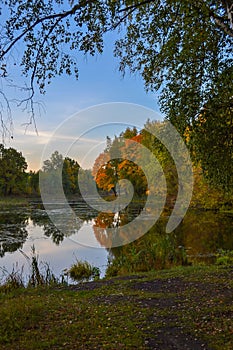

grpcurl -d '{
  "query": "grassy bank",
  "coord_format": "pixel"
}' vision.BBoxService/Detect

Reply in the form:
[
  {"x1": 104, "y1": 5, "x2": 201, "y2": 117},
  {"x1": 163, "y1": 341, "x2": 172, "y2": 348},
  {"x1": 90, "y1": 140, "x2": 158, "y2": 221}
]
[
  {"x1": 0, "y1": 265, "x2": 232, "y2": 349},
  {"x1": 0, "y1": 196, "x2": 29, "y2": 207}
]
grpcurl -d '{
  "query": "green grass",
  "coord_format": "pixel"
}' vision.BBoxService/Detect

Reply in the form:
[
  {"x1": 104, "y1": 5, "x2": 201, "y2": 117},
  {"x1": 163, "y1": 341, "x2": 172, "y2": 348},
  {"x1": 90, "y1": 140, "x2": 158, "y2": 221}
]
[
  {"x1": 0, "y1": 196, "x2": 29, "y2": 207},
  {"x1": 0, "y1": 265, "x2": 232, "y2": 349}
]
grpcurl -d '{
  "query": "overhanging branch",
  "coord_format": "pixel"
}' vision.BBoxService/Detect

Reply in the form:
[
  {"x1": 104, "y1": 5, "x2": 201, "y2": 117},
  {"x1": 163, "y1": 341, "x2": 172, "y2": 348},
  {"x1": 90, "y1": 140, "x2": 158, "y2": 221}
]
[{"x1": 0, "y1": 1, "x2": 88, "y2": 60}]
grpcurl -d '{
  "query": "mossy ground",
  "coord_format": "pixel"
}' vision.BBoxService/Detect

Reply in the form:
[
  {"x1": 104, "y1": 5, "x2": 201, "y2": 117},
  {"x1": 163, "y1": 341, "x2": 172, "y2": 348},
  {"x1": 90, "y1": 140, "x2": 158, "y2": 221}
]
[{"x1": 0, "y1": 265, "x2": 232, "y2": 349}]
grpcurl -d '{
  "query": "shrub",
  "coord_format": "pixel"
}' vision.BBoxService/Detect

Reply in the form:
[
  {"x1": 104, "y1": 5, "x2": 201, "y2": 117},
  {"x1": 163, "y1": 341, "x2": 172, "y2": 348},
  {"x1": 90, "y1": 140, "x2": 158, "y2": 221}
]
[
  {"x1": 215, "y1": 249, "x2": 233, "y2": 266},
  {"x1": 68, "y1": 260, "x2": 100, "y2": 283},
  {"x1": 105, "y1": 233, "x2": 189, "y2": 278}
]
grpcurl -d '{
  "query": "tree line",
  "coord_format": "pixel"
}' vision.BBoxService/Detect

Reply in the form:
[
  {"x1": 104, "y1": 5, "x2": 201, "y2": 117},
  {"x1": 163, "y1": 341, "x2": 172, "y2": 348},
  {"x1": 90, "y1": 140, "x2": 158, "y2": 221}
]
[
  {"x1": 92, "y1": 120, "x2": 233, "y2": 210},
  {"x1": 0, "y1": 145, "x2": 95, "y2": 197},
  {"x1": 0, "y1": 1, "x2": 232, "y2": 191},
  {"x1": 1, "y1": 118, "x2": 233, "y2": 210}
]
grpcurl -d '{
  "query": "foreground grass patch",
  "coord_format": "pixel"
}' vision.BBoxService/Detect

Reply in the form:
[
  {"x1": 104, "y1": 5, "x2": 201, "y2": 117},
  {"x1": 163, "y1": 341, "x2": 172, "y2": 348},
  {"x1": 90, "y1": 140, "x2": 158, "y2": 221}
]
[
  {"x1": 0, "y1": 265, "x2": 232, "y2": 349},
  {"x1": 0, "y1": 287, "x2": 144, "y2": 349},
  {"x1": 0, "y1": 196, "x2": 29, "y2": 207}
]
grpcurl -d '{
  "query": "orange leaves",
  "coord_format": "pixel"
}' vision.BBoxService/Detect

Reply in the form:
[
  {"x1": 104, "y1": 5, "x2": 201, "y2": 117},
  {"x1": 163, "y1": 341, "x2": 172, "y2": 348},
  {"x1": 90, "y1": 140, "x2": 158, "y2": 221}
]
[
  {"x1": 93, "y1": 153, "x2": 116, "y2": 192},
  {"x1": 92, "y1": 152, "x2": 110, "y2": 179},
  {"x1": 92, "y1": 130, "x2": 147, "y2": 196}
]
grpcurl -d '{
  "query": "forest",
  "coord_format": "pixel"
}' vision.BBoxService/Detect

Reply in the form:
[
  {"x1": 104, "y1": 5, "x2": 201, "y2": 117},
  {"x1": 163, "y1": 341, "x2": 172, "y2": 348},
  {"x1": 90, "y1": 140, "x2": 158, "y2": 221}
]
[{"x1": 1, "y1": 119, "x2": 232, "y2": 212}]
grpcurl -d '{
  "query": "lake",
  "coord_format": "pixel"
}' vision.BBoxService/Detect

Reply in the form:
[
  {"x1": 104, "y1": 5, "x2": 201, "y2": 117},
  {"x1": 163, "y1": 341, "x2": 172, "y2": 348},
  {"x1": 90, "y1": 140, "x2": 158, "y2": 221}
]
[{"x1": 0, "y1": 199, "x2": 233, "y2": 282}]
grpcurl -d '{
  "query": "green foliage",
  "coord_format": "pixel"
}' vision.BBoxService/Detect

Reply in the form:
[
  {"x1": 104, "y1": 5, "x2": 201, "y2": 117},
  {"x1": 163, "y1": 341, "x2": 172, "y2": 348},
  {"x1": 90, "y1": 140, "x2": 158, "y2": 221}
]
[
  {"x1": 0, "y1": 1, "x2": 233, "y2": 188},
  {"x1": 141, "y1": 119, "x2": 179, "y2": 201},
  {"x1": 215, "y1": 249, "x2": 233, "y2": 266},
  {"x1": 190, "y1": 89, "x2": 233, "y2": 191},
  {"x1": 77, "y1": 168, "x2": 96, "y2": 195},
  {"x1": 0, "y1": 1, "x2": 109, "y2": 93},
  {"x1": 68, "y1": 260, "x2": 100, "y2": 282},
  {"x1": 114, "y1": 1, "x2": 233, "y2": 189},
  {"x1": 106, "y1": 222, "x2": 189, "y2": 277},
  {"x1": 0, "y1": 144, "x2": 28, "y2": 196},
  {"x1": 42, "y1": 150, "x2": 63, "y2": 172},
  {"x1": 190, "y1": 166, "x2": 231, "y2": 210},
  {"x1": 27, "y1": 246, "x2": 59, "y2": 287},
  {"x1": 62, "y1": 156, "x2": 80, "y2": 195},
  {"x1": 40, "y1": 151, "x2": 80, "y2": 197},
  {"x1": 27, "y1": 170, "x2": 40, "y2": 195}
]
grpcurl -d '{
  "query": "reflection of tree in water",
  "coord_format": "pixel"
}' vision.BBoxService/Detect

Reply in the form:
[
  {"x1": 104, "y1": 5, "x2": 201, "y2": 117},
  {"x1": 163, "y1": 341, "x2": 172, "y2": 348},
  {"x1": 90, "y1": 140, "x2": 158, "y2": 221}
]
[
  {"x1": 174, "y1": 209, "x2": 233, "y2": 257},
  {"x1": 29, "y1": 209, "x2": 64, "y2": 244},
  {"x1": 0, "y1": 209, "x2": 29, "y2": 257},
  {"x1": 43, "y1": 223, "x2": 65, "y2": 245},
  {"x1": 107, "y1": 218, "x2": 187, "y2": 274},
  {"x1": 93, "y1": 212, "x2": 118, "y2": 248},
  {"x1": 104, "y1": 208, "x2": 233, "y2": 273},
  {"x1": 29, "y1": 208, "x2": 80, "y2": 244},
  {"x1": 93, "y1": 202, "x2": 146, "y2": 247},
  {"x1": 0, "y1": 201, "x2": 93, "y2": 256}
]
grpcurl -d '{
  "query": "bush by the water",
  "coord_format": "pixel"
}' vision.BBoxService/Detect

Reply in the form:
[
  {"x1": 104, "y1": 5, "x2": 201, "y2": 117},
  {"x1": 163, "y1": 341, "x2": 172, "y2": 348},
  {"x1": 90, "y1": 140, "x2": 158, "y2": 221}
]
[
  {"x1": 215, "y1": 249, "x2": 233, "y2": 266},
  {"x1": 106, "y1": 230, "x2": 188, "y2": 277},
  {"x1": 68, "y1": 260, "x2": 100, "y2": 282}
]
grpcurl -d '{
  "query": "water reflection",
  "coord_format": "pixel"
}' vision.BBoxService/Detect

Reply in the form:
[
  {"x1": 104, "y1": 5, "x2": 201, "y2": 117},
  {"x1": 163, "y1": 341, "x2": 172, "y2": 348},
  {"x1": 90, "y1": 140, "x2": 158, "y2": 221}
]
[
  {"x1": 30, "y1": 207, "x2": 84, "y2": 245},
  {"x1": 0, "y1": 201, "x2": 232, "y2": 267},
  {"x1": 93, "y1": 202, "x2": 149, "y2": 247},
  {"x1": 0, "y1": 209, "x2": 29, "y2": 257},
  {"x1": 0, "y1": 203, "x2": 106, "y2": 279},
  {"x1": 174, "y1": 210, "x2": 233, "y2": 262}
]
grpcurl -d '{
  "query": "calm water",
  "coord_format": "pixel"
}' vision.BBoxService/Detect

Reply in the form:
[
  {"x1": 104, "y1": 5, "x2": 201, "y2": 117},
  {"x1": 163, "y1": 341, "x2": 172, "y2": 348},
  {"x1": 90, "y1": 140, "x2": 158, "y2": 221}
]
[{"x1": 0, "y1": 199, "x2": 232, "y2": 280}]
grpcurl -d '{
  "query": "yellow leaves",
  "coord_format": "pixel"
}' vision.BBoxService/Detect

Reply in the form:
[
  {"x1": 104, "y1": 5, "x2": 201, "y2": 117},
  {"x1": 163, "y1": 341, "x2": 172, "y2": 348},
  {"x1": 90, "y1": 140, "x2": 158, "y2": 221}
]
[
  {"x1": 107, "y1": 184, "x2": 114, "y2": 191},
  {"x1": 92, "y1": 131, "x2": 148, "y2": 195},
  {"x1": 92, "y1": 152, "x2": 110, "y2": 178},
  {"x1": 183, "y1": 126, "x2": 191, "y2": 143},
  {"x1": 118, "y1": 159, "x2": 130, "y2": 170},
  {"x1": 197, "y1": 113, "x2": 207, "y2": 125}
]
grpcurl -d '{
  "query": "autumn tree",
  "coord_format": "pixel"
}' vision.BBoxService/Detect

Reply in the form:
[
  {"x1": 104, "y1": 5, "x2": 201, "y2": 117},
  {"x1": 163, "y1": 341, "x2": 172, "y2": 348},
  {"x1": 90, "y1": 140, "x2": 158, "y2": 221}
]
[
  {"x1": 93, "y1": 151, "x2": 118, "y2": 195},
  {"x1": 119, "y1": 133, "x2": 148, "y2": 196},
  {"x1": 93, "y1": 129, "x2": 148, "y2": 197},
  {"x1": 0, "y1": 1, "x2": 232, "y2": 188}
]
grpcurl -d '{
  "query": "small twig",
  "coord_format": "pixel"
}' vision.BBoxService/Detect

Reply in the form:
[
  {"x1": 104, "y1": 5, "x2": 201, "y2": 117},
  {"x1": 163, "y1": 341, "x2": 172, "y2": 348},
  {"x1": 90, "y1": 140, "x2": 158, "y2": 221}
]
[
  {"x1": 118, "y1": 0, "x2": 156, "y2": 13},
  {"x1": 0, "y1": 89, "x2": 13, "y2": 142}
]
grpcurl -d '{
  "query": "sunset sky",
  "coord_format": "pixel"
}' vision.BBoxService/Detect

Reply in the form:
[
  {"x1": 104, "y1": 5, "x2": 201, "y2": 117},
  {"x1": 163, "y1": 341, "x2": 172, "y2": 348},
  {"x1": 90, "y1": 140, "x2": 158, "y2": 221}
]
[{"x1": 6, "y1": 33, "x2": 163, "y2": 171}]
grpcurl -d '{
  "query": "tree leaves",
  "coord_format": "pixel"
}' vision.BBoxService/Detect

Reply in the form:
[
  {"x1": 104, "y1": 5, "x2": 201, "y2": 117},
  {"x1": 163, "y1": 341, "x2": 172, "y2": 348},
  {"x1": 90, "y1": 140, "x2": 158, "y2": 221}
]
[
  {"x1": 0, "y1": 0, "x2": 233, "y2": 188},
  {"x1": 0, "y1": 144, "x2": 28, "y2": 195}
]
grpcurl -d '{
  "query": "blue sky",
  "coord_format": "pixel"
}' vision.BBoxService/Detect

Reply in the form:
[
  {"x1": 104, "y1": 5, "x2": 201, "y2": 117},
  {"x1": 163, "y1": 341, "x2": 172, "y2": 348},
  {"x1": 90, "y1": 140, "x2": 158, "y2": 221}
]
[{"x1": 7, "y1": 33, "x2": 163, "y2": 171}]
